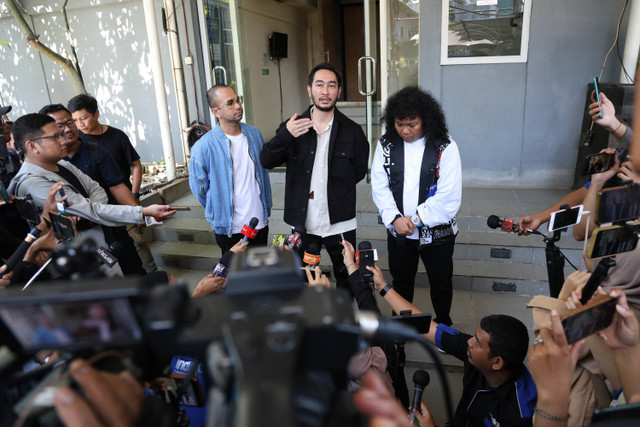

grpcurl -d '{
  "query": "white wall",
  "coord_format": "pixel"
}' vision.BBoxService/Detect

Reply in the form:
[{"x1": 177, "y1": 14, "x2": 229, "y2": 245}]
[
  {"x1": 241, "y1": 0, "x2": 312, "y2": 139},
  {"x1": 0, "y1": 0, "x2": 197, "y2": 164}
]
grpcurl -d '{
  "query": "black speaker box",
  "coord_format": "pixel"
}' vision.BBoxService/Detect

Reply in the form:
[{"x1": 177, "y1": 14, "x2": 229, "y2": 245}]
[{"x1": 270, "y1": 32, "x2": 288, "y2": 59}]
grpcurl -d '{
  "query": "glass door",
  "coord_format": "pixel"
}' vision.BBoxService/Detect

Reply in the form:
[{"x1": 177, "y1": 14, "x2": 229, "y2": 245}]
[
  {"x1": 363, "y1": 0, "x2": 421, "y2": 169},
  {"x1": 197, "y1": 0, "x2": 248, "y2": 125}
]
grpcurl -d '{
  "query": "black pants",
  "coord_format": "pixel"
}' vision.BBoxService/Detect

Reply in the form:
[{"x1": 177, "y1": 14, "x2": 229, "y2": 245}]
[
  {"x1": 387, "y1": 232, "x2": 455, "y2": 326},
  {"x1": 105, "y1": 226, "x2": 146, "y2": 276},
  {"x1": 300, "y1": 229, "x2": 356, "y2": 297},
  {"x1": 215, "y1": 225, "x2": 269, "y2": 254}
]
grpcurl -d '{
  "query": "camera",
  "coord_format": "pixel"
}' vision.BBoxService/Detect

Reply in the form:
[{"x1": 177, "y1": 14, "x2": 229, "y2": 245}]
[{"x1": 0, "y1": 246, "x2": 374, "y2": 427}]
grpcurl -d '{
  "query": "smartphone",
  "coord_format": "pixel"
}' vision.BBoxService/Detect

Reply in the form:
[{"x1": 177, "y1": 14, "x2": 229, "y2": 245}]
[
  {"x1": 57, "y1": 186, "x2": 69, "y2": 211},
  {"x1": 548, "y1": 205, "x2": 583, "y2": 232},
  {"x1": 593, "y1": 77, "x2": 603, "y2": 119},
  {"x1": 586, "y1": 222, "x2": 639, "y2": 259},
  {"x1": 582, "y1": 152, "x2": 614, "y2": 176},
  {"x1": 13, "y1": 196, "x2": 40, "y2": 226},
  {"x1": 389, "y1": 313, "x2": 432, "y2": 334},
  {"x1": 560, "y1": 294, "x2": 617, "y2": 344},
  {"x1": 592, "y1": 402, "x2": 640, "y2": 423},
  {"x1": 0, "y1": 182, "x2": 10, "y2": 203},
  {"x1": 49, "y1": 212, "x2": 76, "y2": 241},
  {"x1": 596, "y1": 185, "x2": 640, "y2": 224},
  {"x1": 168, "y1": 206, "x2": 191, "y2": 211}
]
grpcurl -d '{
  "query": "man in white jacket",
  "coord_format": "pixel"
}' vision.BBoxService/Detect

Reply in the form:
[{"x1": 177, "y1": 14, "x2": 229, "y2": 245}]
[{"x1": 371, "y1": 86, "x2": 461, "y2": 326}]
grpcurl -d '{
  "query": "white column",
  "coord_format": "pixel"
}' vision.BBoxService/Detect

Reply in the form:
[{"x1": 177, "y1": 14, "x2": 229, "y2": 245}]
[
  {"x1": 143, "y1": 0, "x2": 176, "y2": 180},
  {"x1": 163, "y1": 0, "x2": 191, "y2": 165},
  {"x1": 620, "y1": 0, "x2": 640, "y2": 84}
]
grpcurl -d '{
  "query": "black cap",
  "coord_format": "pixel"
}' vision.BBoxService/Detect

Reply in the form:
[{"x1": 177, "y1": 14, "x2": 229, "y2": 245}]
[{"x1": 0, "y1": 105, "x2": 12, "y2": 116}]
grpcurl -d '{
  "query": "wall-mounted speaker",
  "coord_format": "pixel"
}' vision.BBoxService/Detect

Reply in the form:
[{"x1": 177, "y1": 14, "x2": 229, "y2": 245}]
[{"x1": 269, "y1": 32, "x2": 288, "y2": 59}]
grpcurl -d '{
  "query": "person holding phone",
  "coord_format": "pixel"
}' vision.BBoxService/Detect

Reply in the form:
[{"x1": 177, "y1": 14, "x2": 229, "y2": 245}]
[{"x1": 518, "y1": 91, "x2": 633, "y2": 235}]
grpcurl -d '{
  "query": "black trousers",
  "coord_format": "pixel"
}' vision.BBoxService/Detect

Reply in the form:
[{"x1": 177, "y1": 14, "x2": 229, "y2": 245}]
[
  {"x1": 299, "y1": 229, "x2": 356, "y2": 297},
  {"x1": 387, "y1": 232, "x2": 455, "y2": 326},
  {"x1": 215, "y1": 225, "x2": 269, "y2": 254}
]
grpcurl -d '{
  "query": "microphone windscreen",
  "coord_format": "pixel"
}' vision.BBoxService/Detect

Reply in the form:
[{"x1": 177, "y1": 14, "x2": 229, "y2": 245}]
[
  {"x1": 358, "y1": 240, "x2": 373, "y2": 250},
  {"x1": 248, "y1": 217, "x2": 259, "y2": 229},
  {"x1": 218, "y1": 250, "x2": 234, "y2": 267},
  {"x1": 412, "y1": 369, "x2": 430, "y2": 387},
  {"x1": 487, "y1": 215, "x2": 501, "y2": 230},
  {"x1": 306, "y1": 242, "x2": 320, "y2": 255}
]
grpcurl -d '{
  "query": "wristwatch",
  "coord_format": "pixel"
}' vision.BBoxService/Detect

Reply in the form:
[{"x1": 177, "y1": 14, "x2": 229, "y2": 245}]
[
  {"x1": 411, "y1": 213, "x2": 424, "y2": 227},
  {"x1": 132, "y1": 192, "x2": 140, "y2": 199},
  {"x1": 379, "y1": 283, "x2": 393, "y2": 297}
]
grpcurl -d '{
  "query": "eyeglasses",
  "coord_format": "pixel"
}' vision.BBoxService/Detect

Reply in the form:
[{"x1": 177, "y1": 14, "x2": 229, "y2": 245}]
[
  {"x1": 56, "y1": 119, "x2": 76, "y2": 130},
  {"x1": 30, "y1": 133, "x2": 65, "y2": 143},
  {"x1": 222, "y1": 96, "x2": 243, "y2": 107}
]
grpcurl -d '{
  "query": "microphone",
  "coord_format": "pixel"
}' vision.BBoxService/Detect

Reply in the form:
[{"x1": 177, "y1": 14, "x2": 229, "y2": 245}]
[
  {"x1": 213, "y1": 250, "x2": 234, "y2": 278},
  {"x1": 355, "y1": 241, "x2": 376, "y2": 285},
  {"x1": 487, "y1": 215, "x2": 520, "y2": 233},
  {"x1": 3, "y1": 227, "x2": 42, "y2": 272},
  {"x1": 409, "y1": 370, "x2": 430, "y2": 424},
  {"x1": 285, "y1": 225, "x2": 305, "y2": 250},
  {"x1": 302, "y1": 242, "x2": 321, "y2": 268},
  {"x1": 108, "y1": 241, "x2": 123, "y2": 258},
  {"x1": 241, "y1": 217, "x2": 260, "y2": 244}
]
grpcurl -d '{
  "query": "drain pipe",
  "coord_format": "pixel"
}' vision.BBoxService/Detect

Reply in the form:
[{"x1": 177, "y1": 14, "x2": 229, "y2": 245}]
[
  {"x1": 620, "y1": 0, "x2": 640, "y2": 84},
  {"x1": 163, "y1": 0, "x2": 191, "y2": 165},
  {"x1": 143, "y1": 0, "x2": 176, "y2": 180}
]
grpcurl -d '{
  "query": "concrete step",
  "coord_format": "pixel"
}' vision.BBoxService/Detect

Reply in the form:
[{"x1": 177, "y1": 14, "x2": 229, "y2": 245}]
[{"x1": 153, "y1": 214, "x2": 584, "y2": 266}]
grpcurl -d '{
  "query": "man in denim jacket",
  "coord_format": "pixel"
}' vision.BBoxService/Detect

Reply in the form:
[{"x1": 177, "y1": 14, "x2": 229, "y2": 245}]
[{"x1": 189, "y1": 85, "x2": 272, "y2": 253}]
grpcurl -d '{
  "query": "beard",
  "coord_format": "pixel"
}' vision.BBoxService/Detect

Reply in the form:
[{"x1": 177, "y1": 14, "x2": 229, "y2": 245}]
[{"x1": 311, "y1": 93, "x2": 336, "y2": 112}]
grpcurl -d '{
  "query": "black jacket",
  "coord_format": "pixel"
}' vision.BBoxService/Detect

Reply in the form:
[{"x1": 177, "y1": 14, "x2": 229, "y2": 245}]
[{"x1": 260, "y1": 106, "x2": 369, "y2": 228}]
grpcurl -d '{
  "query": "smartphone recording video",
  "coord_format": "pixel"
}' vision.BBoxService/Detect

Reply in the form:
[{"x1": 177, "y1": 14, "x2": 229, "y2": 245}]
[
  {"x1": 561, "y1": 294, "x2": 617, "y2": 344},
  {"x1": 548, "y1": 205, "x2": 583, "y2": 232},
  {"x1": 587, "y1": 223, "x2": 639, "y2": 259},
  {"x1": 13, "y1": 197, "x2": 40, "y2": 226},
  {"x1": 596, "y1": 185, "x2": 640, "y2": 224},
  {"x1": 582, "y1": 152, "x2": 614, "y2": 176},
  {"x1": 49, "y1": 212, "x2": 76, "y2": 242}
]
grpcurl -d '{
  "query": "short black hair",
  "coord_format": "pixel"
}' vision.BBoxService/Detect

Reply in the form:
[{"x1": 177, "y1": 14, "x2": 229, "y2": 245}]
[
  {"x1": 480, "y1": 314, "x2": 529, "y2": 372},
  {"x1": 380, "y1": 86, "x2": 448, "y2": 143},
  {"x1": 68, "y1": 94, "x2": 98, "y2": 114},
  {"x1": 206, "y1": 84, "x2": 232, "y2": 109},
  {"x1": 38, "y1": 104, "x2": 71, "y2": 116},
  {"x1": 12, "y1": 114, "x2": 55, "y2": 155},
  {"x1": 308, "y1": 63, "x2": 342, "y2": 88}
]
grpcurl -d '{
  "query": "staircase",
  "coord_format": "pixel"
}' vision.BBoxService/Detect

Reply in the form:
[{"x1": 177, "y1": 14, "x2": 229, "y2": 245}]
[{"x1": 148, "y1": 172, "x2": 582, "y2": 298}]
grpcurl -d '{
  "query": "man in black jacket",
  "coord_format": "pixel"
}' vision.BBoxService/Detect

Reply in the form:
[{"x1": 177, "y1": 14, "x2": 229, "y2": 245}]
[{"x1": 260, "y1": 63, "x2": 369, "y2": 294}]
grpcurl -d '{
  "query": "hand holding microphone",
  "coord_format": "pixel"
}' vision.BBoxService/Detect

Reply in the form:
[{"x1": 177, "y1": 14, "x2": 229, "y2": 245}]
[
  {"x1": 488, "y1": 215, "x2": 543, "y2": 236},
  {"x1": 410, "y1": 370, "x2": 430, "y2": 425}
]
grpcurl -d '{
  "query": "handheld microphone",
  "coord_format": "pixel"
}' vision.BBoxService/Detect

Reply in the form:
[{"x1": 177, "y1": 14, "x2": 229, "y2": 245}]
[
  {"x1": 302, "y1": 243, "x2": 321, "y2": 268},
  {"x1": 241, "y1": 217, "x2": 260, "y2": 244},
  {"x1": 3, "y1": 227, "x2": 42, "y2": 272},
  {"x1": 487, "y1": 215, "x2": 520, "y2": 233},
  {"x1": 213, "y1": 251, "x2": 234, "y2": 278},
  {"x1": 285, "y1": 225, "x2": 305, "y2": 250},
  {"x1": 409, "y1": 370, "x2": 430, "y2": 424},
  {"x1": 355, "y1": 241, "x2": 376, "y2": 285}
]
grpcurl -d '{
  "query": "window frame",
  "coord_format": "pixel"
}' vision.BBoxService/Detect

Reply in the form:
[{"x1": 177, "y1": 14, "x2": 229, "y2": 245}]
[{"x1": 440, "y1": 0, "x2": 533, "y2": 65}]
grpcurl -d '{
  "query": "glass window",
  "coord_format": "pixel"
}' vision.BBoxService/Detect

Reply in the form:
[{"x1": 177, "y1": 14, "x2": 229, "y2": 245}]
[{"x1": 441, "y1": 0, "x2": 532, "y2": 65}]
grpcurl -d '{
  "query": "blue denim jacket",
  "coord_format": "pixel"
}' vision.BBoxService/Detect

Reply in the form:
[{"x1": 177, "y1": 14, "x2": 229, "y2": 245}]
[{"x1": 188, "y1": 123, "x2": 272, "y2": 236}]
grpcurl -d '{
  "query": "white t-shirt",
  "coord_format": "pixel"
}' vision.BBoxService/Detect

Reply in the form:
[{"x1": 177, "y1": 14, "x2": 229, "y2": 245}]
[
  {"x1": 305, "y1": 113, "x2": 357, "y2": 237},
  {"x1": 227, "y1": 132, "x2": 266, "y2": 233}
]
